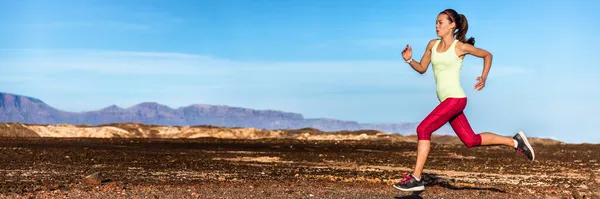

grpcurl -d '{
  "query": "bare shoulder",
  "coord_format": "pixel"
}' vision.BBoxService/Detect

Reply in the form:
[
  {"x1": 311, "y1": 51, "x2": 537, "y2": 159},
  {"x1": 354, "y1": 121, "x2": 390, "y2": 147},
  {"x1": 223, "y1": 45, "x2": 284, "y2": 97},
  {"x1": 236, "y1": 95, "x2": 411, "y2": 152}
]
[
  {"x1": 456, "y1": 41, "x2": 490, "y2": 58},
  {"x1": 426, "y1": 39, "x2": 438, "y2": 50},
  {"x1": 456, "y1": 41, "x2": 472, "y2": 51}
]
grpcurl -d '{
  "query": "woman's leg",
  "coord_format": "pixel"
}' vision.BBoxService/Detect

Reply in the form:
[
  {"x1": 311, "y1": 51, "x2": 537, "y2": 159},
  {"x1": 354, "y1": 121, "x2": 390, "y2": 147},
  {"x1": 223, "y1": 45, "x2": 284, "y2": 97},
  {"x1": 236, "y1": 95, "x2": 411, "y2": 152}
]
[
  {"x1": 448, "y1": 111, "x2": 514, "y2": 148},
  {"x1": 449, "y1": 108, "x2": 535, "y2": 160},
  {"x1": 394, "y1": 98, "x2": 466, "y2": 192},
  {"x1": 480, "y1": 132, "x2": 516, "y2": 147},
  {"x1": 413, "y1": 140, "x2": 431, "y2": 179},
  {"x1": 412, "y1": 98, "x2": 465, "y2": 178}
]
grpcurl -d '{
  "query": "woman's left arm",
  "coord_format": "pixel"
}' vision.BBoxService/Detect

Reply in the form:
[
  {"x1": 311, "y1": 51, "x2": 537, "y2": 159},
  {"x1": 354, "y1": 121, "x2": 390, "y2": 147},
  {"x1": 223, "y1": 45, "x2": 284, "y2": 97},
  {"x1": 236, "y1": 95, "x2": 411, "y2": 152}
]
[{"x1": 460, "y1": 43, "x2": 493, "y2": 91}]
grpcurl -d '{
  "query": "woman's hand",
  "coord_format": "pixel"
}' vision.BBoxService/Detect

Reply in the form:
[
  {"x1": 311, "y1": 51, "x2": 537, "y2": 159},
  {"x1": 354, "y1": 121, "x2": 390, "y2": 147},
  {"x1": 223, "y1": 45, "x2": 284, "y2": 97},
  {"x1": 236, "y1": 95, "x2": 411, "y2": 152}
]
[
  {"x1": 474, "y1": 76, "x2": 486, "y2": 91},
  {"x1": 402, "y1": 44, "x2": 412, "y2": 61}
]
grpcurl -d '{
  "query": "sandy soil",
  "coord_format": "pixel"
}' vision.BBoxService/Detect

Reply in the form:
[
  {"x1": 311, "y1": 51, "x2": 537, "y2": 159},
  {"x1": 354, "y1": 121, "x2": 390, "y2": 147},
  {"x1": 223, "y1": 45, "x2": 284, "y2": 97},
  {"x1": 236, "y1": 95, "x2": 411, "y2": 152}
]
[{"x1": 0, "y1": 136, "x2": 598, "y2": 199}]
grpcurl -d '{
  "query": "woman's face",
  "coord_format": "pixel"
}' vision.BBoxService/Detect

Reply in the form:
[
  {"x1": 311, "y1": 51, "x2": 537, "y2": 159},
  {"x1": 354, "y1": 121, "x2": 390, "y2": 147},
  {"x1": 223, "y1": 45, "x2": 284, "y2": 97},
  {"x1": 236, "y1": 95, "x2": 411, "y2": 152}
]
[{"x1": 436, "y1": 14, "x2": 455, "y2": 37}]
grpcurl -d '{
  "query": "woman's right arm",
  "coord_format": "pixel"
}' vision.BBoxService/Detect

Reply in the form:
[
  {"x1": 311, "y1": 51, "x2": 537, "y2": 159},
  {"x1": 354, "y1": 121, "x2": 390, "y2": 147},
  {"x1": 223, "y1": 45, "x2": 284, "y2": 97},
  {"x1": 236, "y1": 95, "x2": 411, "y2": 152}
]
[{"x1": 404, "y1": 39, "x2": 436, "y2": 74}]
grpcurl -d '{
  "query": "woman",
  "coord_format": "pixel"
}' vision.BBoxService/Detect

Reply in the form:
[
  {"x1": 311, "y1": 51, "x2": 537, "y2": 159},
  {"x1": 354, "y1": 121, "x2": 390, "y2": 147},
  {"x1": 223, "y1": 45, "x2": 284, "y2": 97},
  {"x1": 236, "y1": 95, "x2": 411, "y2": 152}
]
[{"x1": 393, "y1": 8, "x2": 535, "y2": 192}]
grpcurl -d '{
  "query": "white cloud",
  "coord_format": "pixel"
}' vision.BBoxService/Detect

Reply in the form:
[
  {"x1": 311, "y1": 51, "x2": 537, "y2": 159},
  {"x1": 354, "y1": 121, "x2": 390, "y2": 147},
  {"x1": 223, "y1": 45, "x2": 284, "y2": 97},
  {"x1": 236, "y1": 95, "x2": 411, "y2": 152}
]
[
  {"x1": 23, "y1": 21, "x2": 150, "y2": 31},
  {"x1": 0, "y1": 75, "x2": 35, "y2": 84},
  {"x1": 489, "y1": 66, "x2": 535, "y2": 76},
  {"x1": 0, "y1": 48, "x2": 437, "y2": 117},
  {"x1": 463, "y1": 64, "x2": 535, "y2": 77},
  {"x1": 353, "y1": 36, "x2": 435, "y2": 49},
  {"x1": 1, "y1": 49, "x2": 537, "y2": 93},
  {"x1": 3, "y1": 49, "x2": 412, "y2": 81},
  {"x1": 3, "y1": 49, "x2": 228, "y2": 75}
]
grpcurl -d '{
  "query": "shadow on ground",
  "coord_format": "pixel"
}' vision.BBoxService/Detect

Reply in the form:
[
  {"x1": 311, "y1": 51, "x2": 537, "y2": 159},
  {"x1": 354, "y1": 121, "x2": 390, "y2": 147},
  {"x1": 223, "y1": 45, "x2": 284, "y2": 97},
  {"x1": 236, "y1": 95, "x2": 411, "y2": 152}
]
[
  {"x1": 393, "y1": 173, "x2": 507, "y2": 199},
  {"x1": 394, "y1": 191, "x2": 424, "y2": 199}
]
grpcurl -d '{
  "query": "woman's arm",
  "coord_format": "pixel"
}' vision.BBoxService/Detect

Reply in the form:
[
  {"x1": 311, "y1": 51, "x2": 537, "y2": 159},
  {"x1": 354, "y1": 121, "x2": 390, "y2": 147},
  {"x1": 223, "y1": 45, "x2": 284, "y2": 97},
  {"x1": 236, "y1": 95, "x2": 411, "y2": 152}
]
[
  {"x1": 403, "y1": 39, "x2": 436, "y2": 74},
  {"x1": 459, "y1": 42, "x2": 493, "y2": 91}
]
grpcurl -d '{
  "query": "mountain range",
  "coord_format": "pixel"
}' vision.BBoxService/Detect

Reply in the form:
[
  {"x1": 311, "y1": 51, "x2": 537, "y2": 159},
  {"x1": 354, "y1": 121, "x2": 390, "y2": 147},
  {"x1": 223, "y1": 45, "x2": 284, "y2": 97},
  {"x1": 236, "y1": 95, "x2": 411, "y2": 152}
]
[{"x1": 0, "y1": 92, "x2": 450, "y2": 134}]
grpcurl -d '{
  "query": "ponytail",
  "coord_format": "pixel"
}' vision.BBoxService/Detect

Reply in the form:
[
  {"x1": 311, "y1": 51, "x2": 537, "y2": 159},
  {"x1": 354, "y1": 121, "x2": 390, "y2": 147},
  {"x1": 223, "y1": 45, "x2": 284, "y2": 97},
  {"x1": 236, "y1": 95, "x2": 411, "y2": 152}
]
[{"x1": 455, "y1": 14, "x2": 475, "y2": 46}]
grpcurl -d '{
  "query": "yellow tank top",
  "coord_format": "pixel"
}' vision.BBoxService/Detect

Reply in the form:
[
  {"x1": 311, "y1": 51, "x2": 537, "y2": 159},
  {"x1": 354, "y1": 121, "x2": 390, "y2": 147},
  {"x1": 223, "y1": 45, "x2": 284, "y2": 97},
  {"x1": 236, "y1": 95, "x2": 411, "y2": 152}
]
[{"x1": 430, "y1": 39, "x2": 466, "y2": 102}]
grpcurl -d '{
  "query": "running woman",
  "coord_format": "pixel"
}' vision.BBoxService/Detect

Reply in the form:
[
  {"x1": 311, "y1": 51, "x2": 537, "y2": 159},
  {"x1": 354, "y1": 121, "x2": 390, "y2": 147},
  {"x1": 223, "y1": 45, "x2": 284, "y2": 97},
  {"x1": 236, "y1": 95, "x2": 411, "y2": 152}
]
[{"x1": 393, "y1": 9, "x2": 535, "y2": 192}]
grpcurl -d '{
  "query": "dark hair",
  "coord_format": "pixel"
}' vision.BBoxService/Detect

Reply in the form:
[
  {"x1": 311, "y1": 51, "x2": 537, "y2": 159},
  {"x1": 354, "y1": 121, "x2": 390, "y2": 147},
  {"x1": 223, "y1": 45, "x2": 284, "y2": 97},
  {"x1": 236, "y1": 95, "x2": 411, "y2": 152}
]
[{"x1": 440, "y1": 9, "x2": 475, "y2": 46}]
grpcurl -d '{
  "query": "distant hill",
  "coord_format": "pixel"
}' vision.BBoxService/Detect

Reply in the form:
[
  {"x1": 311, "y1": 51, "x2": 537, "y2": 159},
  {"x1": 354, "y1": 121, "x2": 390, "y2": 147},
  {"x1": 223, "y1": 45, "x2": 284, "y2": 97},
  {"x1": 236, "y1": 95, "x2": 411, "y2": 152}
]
[
  {"x1": 0, "y1": 123, "x2": 565, "y2": 146},
  {"x1": 0, "y1": 92, "x2": 447, "y2": 134}
]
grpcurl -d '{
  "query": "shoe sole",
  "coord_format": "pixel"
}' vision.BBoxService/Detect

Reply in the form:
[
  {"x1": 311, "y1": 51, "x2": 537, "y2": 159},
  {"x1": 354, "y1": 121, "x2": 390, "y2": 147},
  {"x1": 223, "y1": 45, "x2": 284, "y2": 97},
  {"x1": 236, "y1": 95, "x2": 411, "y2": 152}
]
[
  {"x1": 393, "y1": 184, "x2": 424, "y2": 192},
  {"x1": 518, "y1": 131, "x2": 535, "y2": 161}
]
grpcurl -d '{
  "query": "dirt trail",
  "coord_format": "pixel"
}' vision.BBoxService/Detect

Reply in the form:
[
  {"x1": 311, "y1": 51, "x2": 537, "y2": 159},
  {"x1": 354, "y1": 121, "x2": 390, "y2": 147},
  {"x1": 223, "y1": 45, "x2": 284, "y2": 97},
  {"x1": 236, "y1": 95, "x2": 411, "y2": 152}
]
[{"x1": 0, "y1": 137, "x2": 597, "y2": 199}]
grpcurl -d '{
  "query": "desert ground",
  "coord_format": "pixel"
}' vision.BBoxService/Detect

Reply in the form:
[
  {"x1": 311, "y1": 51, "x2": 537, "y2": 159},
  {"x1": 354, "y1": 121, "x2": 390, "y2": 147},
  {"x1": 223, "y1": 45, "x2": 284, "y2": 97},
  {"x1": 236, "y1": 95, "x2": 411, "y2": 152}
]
[{"x1": 0, "y1": 123, "x2": 598, "y2": 199}]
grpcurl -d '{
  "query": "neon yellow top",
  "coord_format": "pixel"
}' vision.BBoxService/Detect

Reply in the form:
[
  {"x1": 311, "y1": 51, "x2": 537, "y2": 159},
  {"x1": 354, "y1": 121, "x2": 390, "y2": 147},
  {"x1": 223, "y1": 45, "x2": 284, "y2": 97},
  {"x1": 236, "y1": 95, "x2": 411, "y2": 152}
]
[{"x1": 430, "y1": 39, "x2": 466, "y2": 102}]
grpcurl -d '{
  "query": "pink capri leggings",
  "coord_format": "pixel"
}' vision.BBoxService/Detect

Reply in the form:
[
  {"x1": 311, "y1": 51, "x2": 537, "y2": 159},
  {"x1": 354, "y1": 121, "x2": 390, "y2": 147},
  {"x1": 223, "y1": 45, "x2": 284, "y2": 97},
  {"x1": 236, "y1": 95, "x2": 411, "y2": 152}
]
[{"x1": 417, "y1": 97, "x2": 482, "y2": 148}]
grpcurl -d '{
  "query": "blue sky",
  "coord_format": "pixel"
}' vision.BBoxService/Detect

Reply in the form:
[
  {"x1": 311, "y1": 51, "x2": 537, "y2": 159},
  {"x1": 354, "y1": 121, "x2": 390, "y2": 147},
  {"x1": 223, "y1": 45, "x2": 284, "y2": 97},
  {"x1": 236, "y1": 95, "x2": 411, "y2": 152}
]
[{"x1": 1, "y1": 0, "x2": 599, "y2": 143}]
